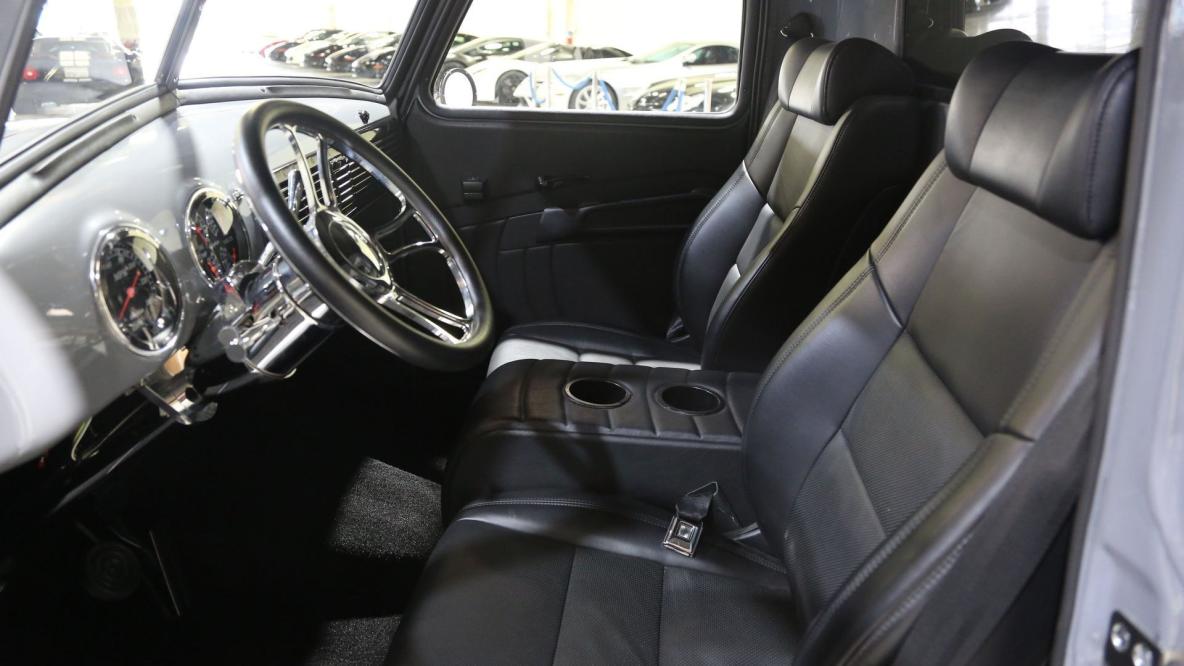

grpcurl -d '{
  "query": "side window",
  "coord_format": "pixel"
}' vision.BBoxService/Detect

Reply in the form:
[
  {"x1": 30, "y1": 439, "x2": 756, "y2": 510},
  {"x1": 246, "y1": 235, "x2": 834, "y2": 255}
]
[
  {"x1": 685, "y1": 47, "x2": 714, "y2": 66},
  {"x1": 435, "y1": 0, "x2": 742, "y2": 115}
]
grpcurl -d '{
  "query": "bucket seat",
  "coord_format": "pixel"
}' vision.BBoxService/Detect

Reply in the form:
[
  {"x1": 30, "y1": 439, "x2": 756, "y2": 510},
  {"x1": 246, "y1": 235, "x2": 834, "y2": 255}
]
[
  {"x1": 488, "y1": 37, "x2": 925, "y2": 374},
  {"x1": 388, "y1": 42, "x2": 1135, "y2": 664}
]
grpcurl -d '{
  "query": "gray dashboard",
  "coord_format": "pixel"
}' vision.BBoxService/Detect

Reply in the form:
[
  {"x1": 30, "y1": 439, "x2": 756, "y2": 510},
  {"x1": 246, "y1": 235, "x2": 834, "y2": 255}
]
[{"x1": 0, "y1": 96, "x2": 391, "y2": 471}]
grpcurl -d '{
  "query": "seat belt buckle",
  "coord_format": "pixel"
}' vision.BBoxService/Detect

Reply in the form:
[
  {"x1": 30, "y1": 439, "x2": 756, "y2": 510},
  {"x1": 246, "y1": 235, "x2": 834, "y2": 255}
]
[{"x1": 663, "y1": 514, "x2": 703, "y2": 557}]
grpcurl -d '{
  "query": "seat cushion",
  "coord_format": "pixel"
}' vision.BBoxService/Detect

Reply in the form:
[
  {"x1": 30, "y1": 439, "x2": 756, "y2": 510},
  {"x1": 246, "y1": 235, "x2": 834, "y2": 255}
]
[
  {"x1": 386, "y1": 496, "x2": 797, "y2": 665},
  {"x1": 487, "y1": 321, "x2": 700, "y2": 375}
]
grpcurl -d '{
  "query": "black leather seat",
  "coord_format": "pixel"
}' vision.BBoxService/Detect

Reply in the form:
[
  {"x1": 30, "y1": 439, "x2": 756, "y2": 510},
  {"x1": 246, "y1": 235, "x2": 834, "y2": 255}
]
[
  {"x1": 488, "y1": 37, "x2": 926, "y2": 374},
  {"x1": 388, "y1": 43, "x2": 1136, "y2": 664}
]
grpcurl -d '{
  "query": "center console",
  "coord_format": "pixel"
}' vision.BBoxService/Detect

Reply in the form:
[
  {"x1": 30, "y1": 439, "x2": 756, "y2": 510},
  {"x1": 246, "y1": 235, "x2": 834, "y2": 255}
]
[{"x1": 443, "y1": 359, "x2": 761, "y2": 519}]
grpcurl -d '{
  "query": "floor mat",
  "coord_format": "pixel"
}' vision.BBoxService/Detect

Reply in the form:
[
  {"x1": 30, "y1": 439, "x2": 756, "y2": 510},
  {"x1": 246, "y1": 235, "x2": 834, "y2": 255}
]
[
  {"x1": 327, "y1": 458, "x2": 441, "y2": 561},
  {"x1": 308, "y1": 615, "x2": 402, "y2": 665}
]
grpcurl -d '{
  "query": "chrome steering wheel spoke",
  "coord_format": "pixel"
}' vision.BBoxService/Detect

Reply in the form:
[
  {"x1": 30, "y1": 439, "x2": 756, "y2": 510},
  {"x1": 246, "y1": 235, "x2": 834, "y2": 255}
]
[
  {"x1": 282, "y1": 125, "x2": 338, "y2": 214},
  {"x1": 378, "y1": 284, "x2": 473, "y2": 344}
]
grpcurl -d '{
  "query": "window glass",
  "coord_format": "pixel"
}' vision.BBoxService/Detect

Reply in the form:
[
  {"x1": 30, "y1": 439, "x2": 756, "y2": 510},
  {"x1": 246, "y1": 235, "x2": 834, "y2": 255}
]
[
  {"x1": 904, "y1": 0, "x2": 1144, "y2": 86},
  {"x1": 961, "y1": 0, "x2": 1145, "y2": 52},
  {"x1": 436, "y1": 0, "x2": 742, "y2": 114},
  {"x1": 180, "y1": 0, "x2": 417, "y2": 83},
  {"x1": 2, "y1": 0, "x2": 182, "y2": 161},
  {"x1": 907, "y1": 0, "x2": 1145, "y2": 56}
]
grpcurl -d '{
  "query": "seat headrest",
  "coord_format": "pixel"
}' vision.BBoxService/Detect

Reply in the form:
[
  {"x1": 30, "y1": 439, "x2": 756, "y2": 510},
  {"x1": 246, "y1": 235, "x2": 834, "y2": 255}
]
[
  {"x1": 778, "y1": 37, "x2": 914, "y2": 125},
  {"x1": 946, "y1": 41, "x2": 1138, "y2": 239}
]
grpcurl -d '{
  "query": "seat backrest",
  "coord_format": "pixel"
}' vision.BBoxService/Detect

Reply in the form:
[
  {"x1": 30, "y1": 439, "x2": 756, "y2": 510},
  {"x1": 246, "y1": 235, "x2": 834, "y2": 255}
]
[
  {"x1": 741, "y1": 41, "x2": 1138, "y2": 663},
  {"x1": 674, "y1": 37, "x2": 925, "y2": 371}
]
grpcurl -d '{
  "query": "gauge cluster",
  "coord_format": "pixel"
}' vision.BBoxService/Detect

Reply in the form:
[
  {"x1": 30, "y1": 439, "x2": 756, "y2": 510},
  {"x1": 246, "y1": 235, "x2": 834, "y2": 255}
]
[
  {"x1": 186, "y1": 188, "x2": 251, "y2": 285},
  {"x1": 92, "y1": 226, "x2": 184, "y2": 354},
  {"x1": 89, "y1": 185, "x2": 254, "y2": 357}
]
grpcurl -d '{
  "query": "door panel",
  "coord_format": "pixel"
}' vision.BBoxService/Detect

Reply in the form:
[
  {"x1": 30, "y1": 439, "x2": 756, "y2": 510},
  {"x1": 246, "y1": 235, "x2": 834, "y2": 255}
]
[{"x1": 395, "y1": 104, "x2": 750, "y2": 336}]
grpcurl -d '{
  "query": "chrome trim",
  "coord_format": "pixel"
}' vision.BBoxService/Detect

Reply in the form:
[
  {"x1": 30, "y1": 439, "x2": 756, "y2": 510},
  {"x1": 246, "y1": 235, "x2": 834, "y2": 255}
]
[
  {"x1": 183, "y1": 186, "x2": 252, "y2": 287},
  {"x1": 90, "y1": 225, "x2": 184, "y2": 357}
]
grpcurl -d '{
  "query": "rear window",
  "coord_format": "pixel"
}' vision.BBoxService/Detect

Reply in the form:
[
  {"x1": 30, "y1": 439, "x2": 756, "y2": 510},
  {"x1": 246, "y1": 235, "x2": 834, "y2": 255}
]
[{"x1": 905, "y1": 0, "x2": 1146, "y2": 84}]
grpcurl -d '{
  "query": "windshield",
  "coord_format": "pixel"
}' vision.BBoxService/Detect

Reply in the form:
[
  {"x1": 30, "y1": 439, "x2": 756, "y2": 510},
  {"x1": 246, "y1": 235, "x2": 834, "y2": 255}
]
[
  {"x1": 1, "y1": 0, "x2": 183, "y2": 162},
  {"x1": 629, "y1": 42, "x2": 694, "y2": 64},
  {"x1": 180, "y1": 0, "x2": 418, "y2": 84}
]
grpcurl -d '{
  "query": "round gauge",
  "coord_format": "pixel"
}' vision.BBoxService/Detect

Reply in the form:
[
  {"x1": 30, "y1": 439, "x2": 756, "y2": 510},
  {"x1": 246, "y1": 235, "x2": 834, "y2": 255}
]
[
  {"x1": 186, "y1": 188, "x2": 250, "y2": 284},
  {"x1": 93, "y1": 227, "x2": 183, "y2": 354}
]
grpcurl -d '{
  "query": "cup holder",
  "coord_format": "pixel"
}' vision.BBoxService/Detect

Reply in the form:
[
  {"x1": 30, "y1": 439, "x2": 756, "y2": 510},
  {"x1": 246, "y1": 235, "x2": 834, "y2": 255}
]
[
  {"x1": 564, "y1": 378, "x2": 631, "y2": 409},
  {"x1": 657, "y1": 384, "x2": 725, "y2": 416}
]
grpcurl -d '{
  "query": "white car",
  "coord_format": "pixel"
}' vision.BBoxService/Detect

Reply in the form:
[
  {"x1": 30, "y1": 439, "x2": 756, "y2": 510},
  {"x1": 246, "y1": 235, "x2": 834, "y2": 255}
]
[
  {"x1": 515, "y1": 41, "x2": 739, "y2": 111},
  {"x1": 465, "y1": 43, "x2": 631, "y2": 105},
  {"x1": 284, "y1": 31, "x2": 359, "y2": 65}
]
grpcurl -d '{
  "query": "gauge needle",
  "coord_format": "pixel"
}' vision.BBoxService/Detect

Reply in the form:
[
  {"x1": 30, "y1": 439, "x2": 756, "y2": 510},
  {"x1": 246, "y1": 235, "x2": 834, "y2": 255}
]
[{"x1": 117, "y1": 270, "x2": 140, "y2": 321}]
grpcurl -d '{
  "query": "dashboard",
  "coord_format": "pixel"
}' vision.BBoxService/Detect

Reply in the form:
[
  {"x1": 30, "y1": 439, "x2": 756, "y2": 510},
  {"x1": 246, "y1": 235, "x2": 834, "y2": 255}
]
[{"x1": 0, "y1": 96, "x2": 393, "y2": 474}]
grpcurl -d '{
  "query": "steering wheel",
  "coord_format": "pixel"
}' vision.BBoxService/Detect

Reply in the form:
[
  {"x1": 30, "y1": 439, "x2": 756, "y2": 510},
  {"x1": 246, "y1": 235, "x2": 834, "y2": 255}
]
[{"x1": 235, "y1": 100, "x2": 493, "y2": 371}]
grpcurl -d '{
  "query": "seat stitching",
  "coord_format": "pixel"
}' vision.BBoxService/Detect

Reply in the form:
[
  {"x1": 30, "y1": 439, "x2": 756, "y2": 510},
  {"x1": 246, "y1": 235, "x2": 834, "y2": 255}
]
[
  {"x1": 905, "y1": 332, "x2": 985, "y2": 437},
  {"x1": 843, "y1": 536, "x2": 969, "y2": 665},
  {"x1": 799, "y1": 439, "x2": 1014, "y2": 648},
  {"x1": 519, "y1": 359, "x2": 537, "y2": 420},
  {"x1": 747, "y1": 106, "x2": 792, "y2": 175},
  {"x1": 549, "y1": 546, "x2": 577, "y2": 664},
  {"x1": 724, "y1": 372, "x2": 744, "y2": 437},
  {"x1": 873, "y1": 160, "x2": 947, "y2": 261},
  {"x1": 1000, "y1": 245, "x2": 1112, "y2": 428},
  {"x1": 820, "y1": 45, "x2": 838, "y2": 121},
  {"x1": 674, "y1": 168, "x2": 746, "y2": 315},
  {"x1": 640, "y1": 368, "x2": 658, "y2": 436},
  {"x1": 503, "y1": 325, "x2": 696, "y2": 363},
  {"x1": 837, "y1": 433, "x2": 889, "y2": 538},
  {"x1": 655, "y1": 565, "x2": 666, "y2": 665},
  {"x1": 468, "y1": 425, "x2": 743, "y2": 447},
  {"x1": 458, "y1": 498, "x2": 788, "y2": 573},
  {"x1": 560, "y1": 361, "x2": 573, "y2": 428},
  {"x1": 750, "y1": 264, "x2": 873, "y2": 410},
  {"x1": 1084, "y1": 56, "x2": 1135, "y2": 232}
]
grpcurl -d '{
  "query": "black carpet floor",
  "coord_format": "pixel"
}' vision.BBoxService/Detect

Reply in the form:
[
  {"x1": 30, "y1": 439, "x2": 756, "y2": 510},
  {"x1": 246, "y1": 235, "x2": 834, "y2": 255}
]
[{"x1": 0, "y1": 329, "x2": 482, "y2": 664}]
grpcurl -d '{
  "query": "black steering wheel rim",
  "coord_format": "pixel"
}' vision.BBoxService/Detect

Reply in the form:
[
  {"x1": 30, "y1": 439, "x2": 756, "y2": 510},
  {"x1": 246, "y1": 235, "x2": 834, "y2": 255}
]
[{"x1": 235, "y1": 99, "x2": 494, "y2": 371}]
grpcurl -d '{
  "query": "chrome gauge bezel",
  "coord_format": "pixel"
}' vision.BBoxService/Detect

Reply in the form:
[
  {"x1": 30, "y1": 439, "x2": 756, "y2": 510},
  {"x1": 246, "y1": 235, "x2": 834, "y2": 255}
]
[
  {"x1": 184, "y1": 186, "x2": 252, "y2": 287},
  {"x1": 91, "y1": 225, "x2": 185, "y2": 356}
]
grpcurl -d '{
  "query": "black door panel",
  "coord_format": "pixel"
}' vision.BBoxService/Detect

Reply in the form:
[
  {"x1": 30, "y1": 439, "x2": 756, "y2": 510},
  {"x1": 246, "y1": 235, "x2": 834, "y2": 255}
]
[
  {"x1": 455, "y1": 191, "x2": 712, "y2": 334},
  {"x1": 396, "y1": 102, "x2": 750, "y2": 335}
]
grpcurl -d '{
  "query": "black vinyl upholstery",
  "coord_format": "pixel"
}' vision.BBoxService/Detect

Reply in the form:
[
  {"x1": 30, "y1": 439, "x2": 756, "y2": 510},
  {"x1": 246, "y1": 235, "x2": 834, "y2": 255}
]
[
  {"x1": 388, "y1": 498, "x2": 796, "y2": 665},
  {"x1": 489, "y1": 37, "x2": 925, "y2": 374},
  {"x1": 388, "y1": 44, "x2": 1138, "y2": 665},
  {"x1": 444, "y1": 359, "x2": 760, "y2": 520},
  {"x1": 487, "y1": 321, "x2": 700, "y2": 371}
]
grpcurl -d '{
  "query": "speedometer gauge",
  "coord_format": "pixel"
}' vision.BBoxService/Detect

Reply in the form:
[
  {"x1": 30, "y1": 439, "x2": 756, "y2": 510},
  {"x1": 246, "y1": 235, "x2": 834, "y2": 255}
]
[
  {"x1": 93, "y1": 227, "x2": 183, "y2": 354},
  {"x1": 186, "y1": 188, "x2": 250, "y2": 284}
]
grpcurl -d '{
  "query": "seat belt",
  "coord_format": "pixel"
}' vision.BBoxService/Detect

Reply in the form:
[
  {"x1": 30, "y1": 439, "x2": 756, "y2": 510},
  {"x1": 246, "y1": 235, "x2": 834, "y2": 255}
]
[
  {"x1": 662, "y1": 482, "x2": 753, "y2": 557},
  {"x1": 892, "y1": 368, "x2": 1100, "y2": 666}
]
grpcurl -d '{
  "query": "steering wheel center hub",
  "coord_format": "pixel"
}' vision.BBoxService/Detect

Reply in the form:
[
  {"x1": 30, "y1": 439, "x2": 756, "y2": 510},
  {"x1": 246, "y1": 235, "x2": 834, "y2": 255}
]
[{"x1": 316, "y1": 210, "x2": 391, "y2": 289}]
